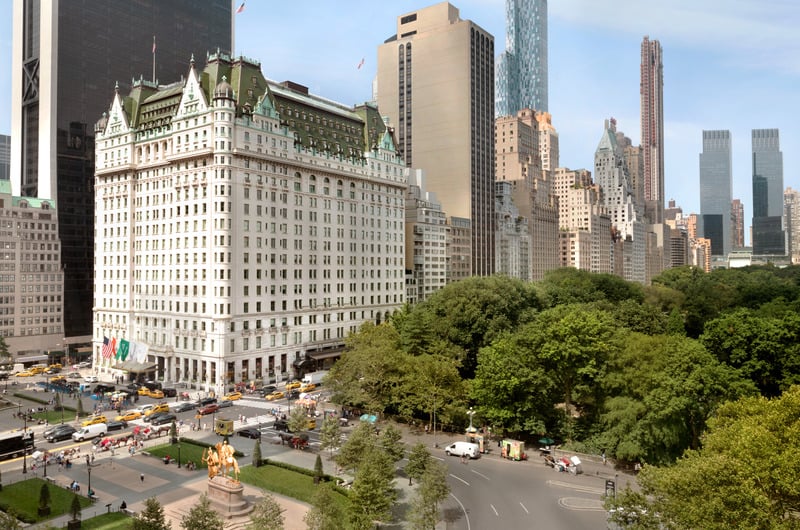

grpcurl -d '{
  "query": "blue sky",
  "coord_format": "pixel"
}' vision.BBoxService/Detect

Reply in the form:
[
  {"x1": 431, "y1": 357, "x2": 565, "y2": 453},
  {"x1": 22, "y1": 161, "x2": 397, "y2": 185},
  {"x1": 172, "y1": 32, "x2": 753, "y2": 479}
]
[{"x1": 1, "y1": 0, "x2": 798, "y2": 236}]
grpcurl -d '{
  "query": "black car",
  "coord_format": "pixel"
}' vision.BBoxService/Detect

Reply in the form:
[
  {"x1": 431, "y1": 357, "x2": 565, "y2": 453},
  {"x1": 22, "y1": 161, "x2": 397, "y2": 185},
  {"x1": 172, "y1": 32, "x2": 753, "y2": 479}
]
[
  {"x1": 145, "y1": 412, "x2": 170, "y2": 424},
  {"x1": 45, "y1": 424, "x2": 77, "y2": 442},
  {"x1": 173, "y1": 402, "x2": 196, "y2": 413},
  {"x1": 259, "y1": 385, "x2": 277, "y2": 395},
  {"x1": 106, "y1": 420, "x2": 128, "y2": 431},
  {"x1": 151, "y1": 413, "x2": 176, "y2": 426},
  {"x1": 197, "y1": 397, "x2": 217, "y2": 407},
  {"x1": 273, "y1": 419, "x2": 289, "y2": 432},
  {"x1": 218, "y1": 399, "x2": 234, "y2": 408},
  {"x1": 93, "y1": 384, "x2": 115, "y2": 394},
  {"x1": 237, "y1": 428, "x2": 261, "y2": 439},
  {"x1": 161, "y1": 387, "x2": 177, "y2": 398},
  {"x1": 125, "y1": 383, "x2": 140, "y2": 391}
]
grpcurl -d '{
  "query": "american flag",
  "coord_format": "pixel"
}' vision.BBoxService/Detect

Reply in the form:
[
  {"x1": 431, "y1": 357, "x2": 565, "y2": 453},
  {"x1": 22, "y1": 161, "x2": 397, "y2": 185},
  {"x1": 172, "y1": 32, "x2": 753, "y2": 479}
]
[
  {"x1": 152, "y1": 36, "x2": 156, "y2": 55},
  {"x1": 357, "y1": 57, "x2": 365, "y2": 70},
  {"x1": 101, "y1": 336, "x2": 113, "y2": 359},
  {"x1": 236, "y1": 1, "x2": 246, "y2": 14}
]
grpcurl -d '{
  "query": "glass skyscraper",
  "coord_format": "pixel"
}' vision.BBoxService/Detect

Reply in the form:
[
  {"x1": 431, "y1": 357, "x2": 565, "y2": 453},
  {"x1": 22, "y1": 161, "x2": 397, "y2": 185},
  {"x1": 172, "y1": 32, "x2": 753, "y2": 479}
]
[
  {"x1": 699, "y1": 130, "x2": 732, "y2": 256},
  {"x1": 495, "y1": 0, "x2": 548, "y2": 117},
  {"x1": 752, "y1": 128, "x2": 785, "y2": 255},
  {"x1": 11, "y1": 0, "x2": 232, "y2": 339}
]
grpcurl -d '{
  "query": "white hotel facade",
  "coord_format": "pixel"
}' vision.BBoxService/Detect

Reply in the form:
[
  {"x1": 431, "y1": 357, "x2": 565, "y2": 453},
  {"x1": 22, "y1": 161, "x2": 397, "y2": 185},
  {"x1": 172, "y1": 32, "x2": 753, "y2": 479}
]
[{"x1": 93, "y1": 53, "x2": 407, "y2": 394}]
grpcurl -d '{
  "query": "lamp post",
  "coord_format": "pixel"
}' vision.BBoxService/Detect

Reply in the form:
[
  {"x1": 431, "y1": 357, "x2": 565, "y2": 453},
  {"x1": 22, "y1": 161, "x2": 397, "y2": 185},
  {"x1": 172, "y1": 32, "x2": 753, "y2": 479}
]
[
  {"x1": 177, "y1": 440, "x2": 181, "y2": 468},
  {"x1": 87, "y1": 463, "x2": 92, "y2": 498},
  {"x1": 467, "y1": 407, "x2": 475, "y2": 432},
  {"x1": 43, "y1": 450, "x2": 48, "y2": 478},
  {"x1": 21, "y1": 407, "x2": 28, "y2": 474}
]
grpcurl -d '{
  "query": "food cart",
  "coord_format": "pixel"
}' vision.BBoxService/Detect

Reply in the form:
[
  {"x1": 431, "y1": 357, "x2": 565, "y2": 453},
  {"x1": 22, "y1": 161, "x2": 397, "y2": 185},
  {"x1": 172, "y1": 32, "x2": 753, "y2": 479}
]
[
  {"x1": 500, "y1": 439, "x2": 527, "y2": 461},
  {"x1": 466, "y1": 432, "x2": 487, "y2": 453}
]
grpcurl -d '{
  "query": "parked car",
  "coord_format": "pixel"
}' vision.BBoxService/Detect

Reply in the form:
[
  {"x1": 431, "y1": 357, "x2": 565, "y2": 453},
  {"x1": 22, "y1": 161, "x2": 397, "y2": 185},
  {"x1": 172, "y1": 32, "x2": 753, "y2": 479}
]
[
  {"x1": 106, "y1": 420, "x2": 128, "y2": 431},
  {"x1": 218, "y1": 399, "x2": 234, "y2": 408},
  {"x1": 151, "y1": 413, "x2": 176, "y2": 426},
  {"x1": 237, "y1": 428, "x2": 261, "y2": 439},
  {"x1": 83, "y1": 375, "x2": 99, "y2": 383},
  {"x1": 198, "y1": 404, "x2": 219, "y2": 415},
  {"x1": 173, "y1": 402, "x2": 196, "y2": 413},
  {"x1": 45, "y1": 424, "x2": 77, "y2": 442}
]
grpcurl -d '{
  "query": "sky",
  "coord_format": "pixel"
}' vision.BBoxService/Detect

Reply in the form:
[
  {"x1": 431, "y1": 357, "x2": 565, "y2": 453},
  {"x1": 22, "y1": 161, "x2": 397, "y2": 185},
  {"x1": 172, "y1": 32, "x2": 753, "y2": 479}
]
[{"x1": 0, "y1": 0, "x2": 798, "y2": 237}]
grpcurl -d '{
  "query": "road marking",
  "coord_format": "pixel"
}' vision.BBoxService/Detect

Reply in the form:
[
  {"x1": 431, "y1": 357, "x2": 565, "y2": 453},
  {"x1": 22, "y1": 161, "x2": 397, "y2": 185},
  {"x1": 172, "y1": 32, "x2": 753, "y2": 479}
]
[
  {"x1": 449, "y1": 473, "x2": 470, "y2": 486},
  {"x1": 450, "y1": 492, "x2": 471, "y2": 530},
  {"x1": 519, "y1": 502, "x2": 529, "y2": 514},
  {"x1": 490, "y1": 504, "x2": 499, "y2": 516},
  {"x1": 470, "y1": 469, "x2": 490, "y2": 481},
  {"x1": 547, "y1": 480, "x2": 605, "y2": 495}
]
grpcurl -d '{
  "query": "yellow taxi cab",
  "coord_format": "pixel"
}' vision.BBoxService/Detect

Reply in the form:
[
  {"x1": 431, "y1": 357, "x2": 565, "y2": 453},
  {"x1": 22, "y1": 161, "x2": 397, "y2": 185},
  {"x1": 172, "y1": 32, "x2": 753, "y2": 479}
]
[
  {"x1": 29, "y1": 366, "x2": 47, "y2": 375},
  {"x1": 144, "y1": 403, "x2": 170, "y2": 416},
  {"x1": 50, "y1": 375, "x2": 67, "y2": 384},
  {"x1": 148, "y1": 389, "x2": 165, "y2": 399},
  {"x1": 81, "y1": 415, "x2": 108, "y2": 427},
  {"x1": 15, "y1": 371, "x2": 35, "y2": 377},
  {"x1": 265, "y1": 391, "x2": 285, "y2": 401},
  {"x1": 305, "y1": 417, "x2": 317, "y2": 430},
  {"x1": 137, "y1": 387, "x2": 150, "y2": 396},
  {"x1": 222, "y1": 392, "x2": 242, "y2": 401},
  {"x1": 115, "y1": 410, "x2": 142, "y2": 422},
  {"x1": 285, "y1": 381, "x2": 302, "y2": 391},
  {"x1": 299, "y1": 383, "x2": 316, "y2": 393}
]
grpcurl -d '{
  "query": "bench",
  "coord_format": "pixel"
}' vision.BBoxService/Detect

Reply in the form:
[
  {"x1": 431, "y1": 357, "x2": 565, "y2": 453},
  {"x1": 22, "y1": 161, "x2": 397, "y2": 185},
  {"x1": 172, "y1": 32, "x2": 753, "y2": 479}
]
[{"x1": 122, "y1": 508, "x2": 136, "y2": 517}]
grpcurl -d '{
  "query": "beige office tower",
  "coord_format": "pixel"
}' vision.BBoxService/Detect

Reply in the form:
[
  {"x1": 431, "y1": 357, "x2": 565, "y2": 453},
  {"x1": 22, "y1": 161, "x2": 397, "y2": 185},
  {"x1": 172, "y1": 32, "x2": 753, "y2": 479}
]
[
  {"x1": 535, "y1": 111, "x2": 559, "y2": 176},
  {"x1": 377, "y1": 2, "x2": 496, "y2": 278},
  {"x1": 784, "y1": 188, "x2": 800, "y2": 264},
  {"x1": 495, "y1": 109, "x2": 558, "y2": 280}
]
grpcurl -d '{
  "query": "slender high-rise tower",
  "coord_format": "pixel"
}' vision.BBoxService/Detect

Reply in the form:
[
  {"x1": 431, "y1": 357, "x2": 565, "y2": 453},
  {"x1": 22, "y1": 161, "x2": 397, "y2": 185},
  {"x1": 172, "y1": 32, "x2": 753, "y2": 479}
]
[
  {"x1": 495, "y1": 0, "x2": 548, "y2": 117},
  {"x1": 11, "y1": 0, "x2": 232, "y2": 339},
  {"x1": 640, "y1": 36, "x2": 664, "y2": 223},
  {"x1": 699, "y1": 130, "x2": 732, "y2": 256},
  {"x1": 752, "y1": 129, "x2": 784, "y2": 255},
  {"x1": 377, "y1": 3, "x2": 496, "y2": 278}
]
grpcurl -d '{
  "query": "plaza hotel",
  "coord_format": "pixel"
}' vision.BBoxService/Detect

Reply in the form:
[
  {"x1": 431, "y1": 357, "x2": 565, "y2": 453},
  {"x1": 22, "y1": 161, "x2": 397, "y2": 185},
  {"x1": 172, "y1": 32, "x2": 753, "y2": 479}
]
[{"x1": 93, "y1": 52, "x2": 407, "y2": 393}]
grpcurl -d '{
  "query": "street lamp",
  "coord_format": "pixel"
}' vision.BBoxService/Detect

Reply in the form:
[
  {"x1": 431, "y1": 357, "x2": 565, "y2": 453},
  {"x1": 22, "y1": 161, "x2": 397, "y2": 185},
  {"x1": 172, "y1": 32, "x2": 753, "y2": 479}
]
[
  {"x1": 467, "y1": 407, "x2": 476, "y2": 431},
  {"x1": 43, "y1": 450, "x2": 48, "y2": 478},
  {"x1": 18, "y1": 405, "x2": 28, "y2": 474},
  {"x1": 177, "y1": 440, "x2": 181, "y2": 468},
  {"x1": 87, "y1": 463, "x2": 92, "y2": 498}
]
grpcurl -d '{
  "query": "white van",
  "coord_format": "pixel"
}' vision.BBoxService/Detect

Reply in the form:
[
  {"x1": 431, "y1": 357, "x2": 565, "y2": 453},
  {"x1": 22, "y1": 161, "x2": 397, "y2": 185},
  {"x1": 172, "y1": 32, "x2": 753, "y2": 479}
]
[
  {"x1": 72, "y1": 423, "x2": 107, "y2": 441},
  {"x1": 444, "y1": 441, "x2": 480, "y2": 459}
]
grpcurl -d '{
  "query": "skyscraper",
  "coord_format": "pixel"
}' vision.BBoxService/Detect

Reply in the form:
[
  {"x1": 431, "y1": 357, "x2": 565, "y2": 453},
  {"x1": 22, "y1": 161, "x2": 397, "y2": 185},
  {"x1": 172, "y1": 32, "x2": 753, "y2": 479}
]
[
  {"x1": 751, "y1": 129, "x2": 784, "y2": 255},
  {"x1": 495, "y1": 0, "x2": 548, "y2": 116},
  {"x1": 699, "y1": 130, "x2": 732, "y2": 256},
  {"x1": 731, "y1": 198, "x2": 745, "y2": 249},
  {"x1": 10, "y1": 0, "x2": 232, "y2": 339},
  {"x1": 0, "y1": 135, "x2": 9, "y2": 180},
  {"x1": 377, "y1": 2, "x2": 496, "y2": 278},
  {"x1": 640, "y1": 36, "x2": 664, "y2": 223}
]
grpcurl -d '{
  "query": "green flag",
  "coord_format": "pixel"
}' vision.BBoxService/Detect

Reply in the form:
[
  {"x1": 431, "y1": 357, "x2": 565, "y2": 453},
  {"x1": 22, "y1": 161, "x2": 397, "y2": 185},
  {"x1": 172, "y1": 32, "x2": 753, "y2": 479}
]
[{"x1": 116, "y1": 339, "x2": 130, "y2": 361}]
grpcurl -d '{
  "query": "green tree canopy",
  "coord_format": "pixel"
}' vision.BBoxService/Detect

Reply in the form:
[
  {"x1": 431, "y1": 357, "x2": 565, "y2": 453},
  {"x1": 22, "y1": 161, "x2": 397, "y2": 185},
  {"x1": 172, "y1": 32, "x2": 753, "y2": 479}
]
[
  {"x1": 132, "y1": 497, "x2": 171, "y2": 530},
  {"x1": 247, "y1": 492, "x2": 285, "y2": 530},
  {"x1": 180, "y1": 493, "x2": 223, "y2": 530},
  {"x1": 304, "y1": 482, "x2": 346, "y2": 530}
]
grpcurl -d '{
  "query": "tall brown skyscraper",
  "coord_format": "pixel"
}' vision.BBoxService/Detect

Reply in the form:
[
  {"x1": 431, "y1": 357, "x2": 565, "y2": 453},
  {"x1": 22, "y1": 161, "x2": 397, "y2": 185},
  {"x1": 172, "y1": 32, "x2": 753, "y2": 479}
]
[
  {"x1": 376, "y1": 3, "x2": 496, "y2": 278},
  {"x1": 731, "y1": 198, "x2": 745, "y2": 249},
  {"x1": 640, "y1": 36, "x2": 664, "y2": 224}
]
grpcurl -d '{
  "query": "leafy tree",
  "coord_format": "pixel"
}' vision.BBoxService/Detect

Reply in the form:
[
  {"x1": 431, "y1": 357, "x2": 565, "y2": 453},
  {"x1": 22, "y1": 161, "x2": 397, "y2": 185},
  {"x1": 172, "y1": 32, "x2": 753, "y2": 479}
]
[
  {"x1": 319, "y1": 416, "x2": 342, "y2": 458},
  {"x1": 0, "y1": 509, "x2": 21, "y2": 530},
  {"x1": 180, "y1": 493, "x2": 223, "y2": 530},
  {"x1": 287, "y1": 407, "x2": 309, "y2": 434},
  {"x1": 471, "y1": 336, "x2": 554, "y2": 436},
  {"x1": 169, "y1": 421, "x2": 178, "y2": 443},
  {"x1": 348, "y1": 449, "x2": 396, "y2": 529},
  {"x1": 313, "y1": 454, "x2": 324, "y2": 484},
  {"x1": 395, "y1": 354, "x2": 465, "y2": 428},
  {"x1": 378, "y1": 423, "x2": 405, "y2": 464},
  {"x1": 246, "y1": 493, "x2": 285, "y2": 530},
  {"x1": 601, "y1": 333, "x2": 754, "y2": 465},
  {"x1": 335, "y1": 421, "x2": 376, "y2": 474},
  {"x1": 326, "y1": 322, "x2": 407, "y2": 414},
  {"x1": 304, "y1": 482, "x2": 346, "y2": 530},
  {"x1": 405, "y1": 442, "x2": 431, "y2": 485},
  {"x1": 131, "y1": 497, "x2": 171, "y2": 530},
  {"x1": 252, "y1": 439, "x2": 262, "y2": 467},
  {"x1": 408, "y1": 460, "x2": 449, "y2": 530},
  {"x1": 629, "y1": 388, "x2": 800, "y2": 529},
  {"x1": 608, "y1": 298, "x2": 668, "y2": 336},
  {"x1": 38, "y1": 483, "x2": 51, "y2": 515},
  {"x1": 70, "y1": 493, "x2": 81, "y2": 520},
  {"x1": 604, "y1": 485, "x2": 662, "y2": 530},
  {"x1": 76, "y1": 397, "x2": 85, "y2": 417},
  {"x1": 0, "y1": 336, "x2": 10, "y2": 364}
]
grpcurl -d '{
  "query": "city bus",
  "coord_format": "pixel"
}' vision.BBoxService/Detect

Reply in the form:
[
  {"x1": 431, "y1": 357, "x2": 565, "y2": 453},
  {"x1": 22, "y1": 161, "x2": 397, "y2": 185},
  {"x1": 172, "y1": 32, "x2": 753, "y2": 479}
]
[{"x1": 0, "y1": 431, "x2": 34, "y2": 461}]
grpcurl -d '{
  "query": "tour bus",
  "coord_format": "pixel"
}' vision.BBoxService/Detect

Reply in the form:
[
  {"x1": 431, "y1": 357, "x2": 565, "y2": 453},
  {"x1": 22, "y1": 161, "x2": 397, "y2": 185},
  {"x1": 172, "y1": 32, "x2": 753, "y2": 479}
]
[{"x1": 0, "y1": 431, "x2": 34, "y2": 461}]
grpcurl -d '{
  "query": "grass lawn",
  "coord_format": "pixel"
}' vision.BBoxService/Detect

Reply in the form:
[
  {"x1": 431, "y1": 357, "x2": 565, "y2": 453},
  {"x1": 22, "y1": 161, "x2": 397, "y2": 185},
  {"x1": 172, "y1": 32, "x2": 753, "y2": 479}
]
[
  {"x1": 33, "y1": 410, "x2": 78, "y2": 424},
  {"x1": 77, "y1": 511, "x2": 131, "y2": 530},
  {"x1": 0, "y1": 477, "x2": 91, "y2": 523},
  {"x1": 239, "y1": 464, "x2": 350, "y2": 512},
  {"x1": 147, "y1": 441, "x2": 208, "y2": 469}
]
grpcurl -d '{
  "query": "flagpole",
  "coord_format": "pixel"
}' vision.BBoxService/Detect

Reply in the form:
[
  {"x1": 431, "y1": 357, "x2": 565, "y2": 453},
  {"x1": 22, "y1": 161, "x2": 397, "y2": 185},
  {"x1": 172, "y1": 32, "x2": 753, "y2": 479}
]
[{"x1": 152, "y1": 35, "x2": 156, "y2": 83}]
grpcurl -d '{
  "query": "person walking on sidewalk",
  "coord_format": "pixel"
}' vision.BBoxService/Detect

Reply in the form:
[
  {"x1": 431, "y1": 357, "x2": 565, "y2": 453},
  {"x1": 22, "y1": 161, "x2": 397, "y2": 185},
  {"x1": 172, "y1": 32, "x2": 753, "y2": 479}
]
[{"x1": 140, "y1": 473, "x2": 144, "y2": 483}]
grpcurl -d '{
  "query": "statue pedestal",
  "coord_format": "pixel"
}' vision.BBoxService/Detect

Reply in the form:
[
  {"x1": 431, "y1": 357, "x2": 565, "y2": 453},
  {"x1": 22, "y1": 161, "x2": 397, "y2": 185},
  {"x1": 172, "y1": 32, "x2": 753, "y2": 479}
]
[{"x1": 207, "y1": 475, "x2": 253, "y2": 518}]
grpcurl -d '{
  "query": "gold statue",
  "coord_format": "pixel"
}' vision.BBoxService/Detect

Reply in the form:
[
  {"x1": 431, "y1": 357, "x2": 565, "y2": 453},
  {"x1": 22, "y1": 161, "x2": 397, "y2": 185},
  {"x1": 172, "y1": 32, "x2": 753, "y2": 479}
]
[{"x1": 202, "y1": 440, "x2": 240, "y2": 482}]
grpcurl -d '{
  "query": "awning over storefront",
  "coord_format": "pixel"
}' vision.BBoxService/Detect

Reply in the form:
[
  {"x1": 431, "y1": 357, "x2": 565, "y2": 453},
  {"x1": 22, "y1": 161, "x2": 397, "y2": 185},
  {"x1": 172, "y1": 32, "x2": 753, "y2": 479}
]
[
  {"x1": 111, "y1": 360, "x2": 158, "y2": 373},
  {"x1": 307, "y1": 349, "x2": 344, "y2": 361},
  {"x1": 16, "y1": 355, "x2": 48, "y2": 363}
]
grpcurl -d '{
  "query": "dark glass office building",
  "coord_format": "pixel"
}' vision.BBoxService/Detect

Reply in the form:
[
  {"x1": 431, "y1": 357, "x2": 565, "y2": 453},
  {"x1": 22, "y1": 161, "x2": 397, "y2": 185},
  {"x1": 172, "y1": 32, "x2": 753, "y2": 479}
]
[
  {"x1": 751, "y1": 129, "x2": 784, "y2": 256},
  {"x1": 699, "y1": 130, "x2": 732, "y2": 256},
  {"x1": 11, "y1": 0, "x2": 232, "y2": 339}
]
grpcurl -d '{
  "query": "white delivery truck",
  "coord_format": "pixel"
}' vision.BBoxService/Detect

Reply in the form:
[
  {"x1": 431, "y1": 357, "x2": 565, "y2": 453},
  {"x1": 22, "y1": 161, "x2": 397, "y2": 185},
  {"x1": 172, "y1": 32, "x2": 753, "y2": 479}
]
[{"x1": 301, "y1": 371, "x2": 328, "y2": 386}]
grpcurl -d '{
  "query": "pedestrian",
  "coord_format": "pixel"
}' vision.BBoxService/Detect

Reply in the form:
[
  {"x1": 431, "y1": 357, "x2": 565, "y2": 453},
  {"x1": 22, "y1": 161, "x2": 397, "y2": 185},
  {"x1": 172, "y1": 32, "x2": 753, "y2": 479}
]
[
  {"x1": 120, "y1": 500, "x2": 127, "y2": 511},
  {"x1": 140, "y1": 473, "x2": 144, "y2": 483},
  {"x1": 602, "y1": 450, "x2": 607, "y2": 466}
]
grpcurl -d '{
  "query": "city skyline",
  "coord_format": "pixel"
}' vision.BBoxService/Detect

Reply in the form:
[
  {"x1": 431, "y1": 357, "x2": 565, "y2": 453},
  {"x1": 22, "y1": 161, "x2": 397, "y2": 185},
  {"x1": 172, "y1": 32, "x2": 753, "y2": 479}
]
[{"x1": 0, "y1": 0, "x2": 798, "y2": 241}]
